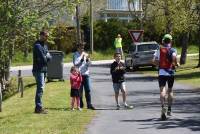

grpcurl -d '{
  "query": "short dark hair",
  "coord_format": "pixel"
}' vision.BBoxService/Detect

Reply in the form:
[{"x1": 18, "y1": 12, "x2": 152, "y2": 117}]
[
  {"x1": 70, "y1": 66, "x2": 77, "y2": 73},
  {"x1": 114, "y1": 52, "x2": 121, "y2": 57},
  {"x1": 40, "y1": 31, "x2": 48, "y2": 36},
  {"x1": 77, "y1": 42, "x2": 86, "y2": 49},
  {"x1": 163, "y1": 38, "x2": 171, "y2": 44}
]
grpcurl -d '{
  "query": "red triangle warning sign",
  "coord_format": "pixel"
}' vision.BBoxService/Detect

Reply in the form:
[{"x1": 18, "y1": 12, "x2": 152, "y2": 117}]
[{"x1": 128, "y1": 30, "x2": 144, "y2": 42}]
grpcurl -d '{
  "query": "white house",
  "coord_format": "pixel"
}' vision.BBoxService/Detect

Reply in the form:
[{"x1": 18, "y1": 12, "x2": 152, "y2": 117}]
[{"x1": 98, "y1": 0, "x2": 143, "y2": 22}]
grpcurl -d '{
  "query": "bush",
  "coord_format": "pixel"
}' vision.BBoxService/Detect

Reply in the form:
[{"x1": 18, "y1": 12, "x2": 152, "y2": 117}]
[
  {"x1": 2, "y1": 78, "x2": 18, "y2": 100},
  {"x1": 50, "y1": 24, "x2": 77, "y2": 54},
  {"x1": 93, "y1": 19, "x2": 139, "y2": 50}
]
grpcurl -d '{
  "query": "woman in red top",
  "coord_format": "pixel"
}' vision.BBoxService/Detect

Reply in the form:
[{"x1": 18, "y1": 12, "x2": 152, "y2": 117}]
[{"x1": 70, "y1": 66, "x2": 82, "y2": 110}]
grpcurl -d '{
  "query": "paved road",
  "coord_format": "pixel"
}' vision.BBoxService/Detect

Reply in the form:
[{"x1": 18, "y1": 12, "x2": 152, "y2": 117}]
[
  {"x1": 86, "y1": 66, "x2": 200, "y2": 134},
  {"x1": 10, "y1": 63, "x2": 200, "y2": 134}
]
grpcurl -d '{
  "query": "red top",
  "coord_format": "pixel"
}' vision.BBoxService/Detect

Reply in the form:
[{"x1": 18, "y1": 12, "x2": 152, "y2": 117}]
[
  {"x1": 159, "y1": 47, "x2": 173, "y2": 69},
  {"x1": 70, "y1": 73, "x2": 82, "y2": 89}
]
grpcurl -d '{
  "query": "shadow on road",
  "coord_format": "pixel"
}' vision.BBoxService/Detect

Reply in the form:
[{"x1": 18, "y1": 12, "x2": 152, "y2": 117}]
[{"x1": 120, "y1": 88, "x2": 200, "y2": 132}]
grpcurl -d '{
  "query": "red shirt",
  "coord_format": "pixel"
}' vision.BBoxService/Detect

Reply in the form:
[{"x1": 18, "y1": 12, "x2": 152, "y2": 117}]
[{"x1": 70, "y1": 73, "x2": 82, "y2": 89}]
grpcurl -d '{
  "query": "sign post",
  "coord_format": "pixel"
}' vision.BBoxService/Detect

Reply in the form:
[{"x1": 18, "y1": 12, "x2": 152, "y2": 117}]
[{"x1": 128, "y1": 30, "x2": 144, "y2": 42}]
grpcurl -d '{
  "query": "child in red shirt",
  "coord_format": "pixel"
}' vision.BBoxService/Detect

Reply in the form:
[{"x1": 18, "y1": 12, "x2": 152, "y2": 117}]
[{"x1": 70, "y1": 66, "x2": 82, "y2": 110}]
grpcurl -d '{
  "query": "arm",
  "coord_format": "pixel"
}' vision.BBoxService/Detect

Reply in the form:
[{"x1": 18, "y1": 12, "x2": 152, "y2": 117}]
[
  {"x1": 152, "y1": 50, "x2": 159, "y2": 66},
  {"x1": 35, "y1": 44, "x2": 48, "y2": 64},
  {"x1": 73, "y1": 52, "x2": 84, "y2": 66},
  {"x1": 172, "y1": 51, "x2": 180, "y2": 67},
  {"x1": 110, "y1": 63, "x2": 115, "y2": 74}
]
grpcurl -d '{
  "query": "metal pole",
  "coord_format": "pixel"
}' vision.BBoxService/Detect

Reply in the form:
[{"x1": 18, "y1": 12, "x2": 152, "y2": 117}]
[{"x1": 90, "y1": 0, "x2": 94, "y2": 53}]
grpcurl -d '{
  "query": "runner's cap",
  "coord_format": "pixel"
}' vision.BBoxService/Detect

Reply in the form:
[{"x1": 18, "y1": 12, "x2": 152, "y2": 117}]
[{"x1": 163, "y1": 34, "x2": 172, "y2": 40}]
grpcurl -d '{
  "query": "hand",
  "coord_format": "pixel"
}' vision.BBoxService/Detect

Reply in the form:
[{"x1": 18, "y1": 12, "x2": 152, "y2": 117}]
[
  {"x1": 86, "y1": 57, "x2": 90, "y2": 62},
  {"x1": 46, "y1": 52, "x2": 52, "y2": 61}
]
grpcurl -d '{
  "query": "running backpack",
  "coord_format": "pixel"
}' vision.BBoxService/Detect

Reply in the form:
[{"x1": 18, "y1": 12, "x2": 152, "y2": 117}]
[{"x1": 159, "y1": 47, "x2": 174, "y2": 69}]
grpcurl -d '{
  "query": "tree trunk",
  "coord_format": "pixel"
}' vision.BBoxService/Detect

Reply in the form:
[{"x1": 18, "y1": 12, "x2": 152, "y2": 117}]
[
  {"x1": 24, "y1": 47, "x2": 29, "y2": 60},
  {"x1": 76, "y1": 5, "x2": 81, "y2": 44},
  {"x1": 180, "y1": 32, "x2": 189, "y2": 65},
  {"x1": 164, "y1": 1, "x2": 173, "y2": 33}
]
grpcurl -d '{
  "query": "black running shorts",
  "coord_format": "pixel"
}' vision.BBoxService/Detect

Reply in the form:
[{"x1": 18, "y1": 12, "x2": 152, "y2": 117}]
[{"x1": 158, "y1": 75, "x2": 174, "y2": 88}]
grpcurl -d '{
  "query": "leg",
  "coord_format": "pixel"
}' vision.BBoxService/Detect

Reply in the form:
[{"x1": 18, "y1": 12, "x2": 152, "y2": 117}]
[
  {"x1": 83, "y1": 75, "x2": 93, "y2": 109},
  {"x1": 71, "y1": 97, "x2": 75, "y2": 110},
  {"x1": 160, "y1": 86, "x2": 166, "y2": 107},
  {"x1": 120, "y1": 82, "x2": 127, "y2": 105},
  {"x1": 79, "y1": 81, "x2": 84, "y2": 108},
  {"x1": 76, "y1": 97, "x2": 80, "y2": 108},
  {"x1": 113, "y1": 83, "x2": 120, "y2": 109},
  {"x1": 167, "y1": 76, "x2": 174, "y2": 115},
  {"x1": 34, "y1": 72, "x2": 45, "y2": 111},
  {"x1": 159, "y1": 76, "x2": 167, "y2": 107},
  {"x1": 121, "y1": 82, "x2": 133, "y2": 109},
  {"x1": 159, "y1": 76, "x2": 167, "y2": 120}
]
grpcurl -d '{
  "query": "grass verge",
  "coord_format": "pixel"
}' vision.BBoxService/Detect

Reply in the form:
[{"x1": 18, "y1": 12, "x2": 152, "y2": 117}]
[
  {"x1": 0, "y1": 77, "x2": 95, "y2": 134},
  {"x1": 12, "y1": 45, "x2": 199, "y2": 66},
  {"x1": 137, "y1": 56, "x2": 200, "y2": 88}
]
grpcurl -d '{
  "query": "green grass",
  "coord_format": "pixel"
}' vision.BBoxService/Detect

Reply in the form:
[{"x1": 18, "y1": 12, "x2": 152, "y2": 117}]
[
  {"x1": 138, "y1": 55, "x2": 200, "y2": 88},
  {"x1": 176, "y1": 45, "x2": 199, "y2": 54},
  {"x1": 12, "y1": 48, "x2": 115, "y2": 66},
  {"x1": 0, "y1": 77, "x2": 95, "y2": 134},
  {"x1": 175, "y1": 56, "x2": 200, "y2": 88},
  {"x1": 11, "y1": 45, "x2": 199, "y2": 66}
]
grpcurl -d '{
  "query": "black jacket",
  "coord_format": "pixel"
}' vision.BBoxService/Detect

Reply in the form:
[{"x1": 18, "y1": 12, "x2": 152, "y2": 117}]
[
  {"x1": 32, "y1": 40, "x2": 51, "y2": 73},
  {"x1": 110, "y1": 61, "x2": 126, "y2": 83}
]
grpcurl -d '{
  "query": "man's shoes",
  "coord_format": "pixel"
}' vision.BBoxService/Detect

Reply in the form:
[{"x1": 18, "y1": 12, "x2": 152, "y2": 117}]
[
  {"x1": 167, "y1": 110, "x2": 172, "y2": 116},
  {"x1": 124, "y1": 104, "x2": 134, "y2": 109},
  {"x1": 87, "y1": 105, "x2": 96, "y2": 110},
  {"x1": 34, "y1": 108, "x2": 48, "y2": 114},
  {"x1": 161, "y1": 107, "x2": 167, "y2": 120},
  {"x1": 116, "y1": 104, "x2": 121, "y2": 110}
]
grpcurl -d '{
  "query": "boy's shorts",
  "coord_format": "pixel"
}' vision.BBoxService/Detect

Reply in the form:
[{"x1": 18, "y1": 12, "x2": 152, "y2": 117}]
[{"x1": 113, "y1": 82, "x2": 126, "y2": 93}]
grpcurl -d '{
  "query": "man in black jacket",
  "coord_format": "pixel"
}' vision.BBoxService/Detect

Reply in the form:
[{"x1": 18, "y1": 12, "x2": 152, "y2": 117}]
[
  {"x1": 110, "y1": 53, "x2": 133, "y2": 110},
  {"x1": 32, "y1": 31, "x2": 51, "y2": 114}
]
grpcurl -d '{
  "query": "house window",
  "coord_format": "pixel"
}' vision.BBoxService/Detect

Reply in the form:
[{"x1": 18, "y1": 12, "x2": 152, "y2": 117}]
[{"x1": 107, "y1": 0, "x2": 141, "y2": 11}]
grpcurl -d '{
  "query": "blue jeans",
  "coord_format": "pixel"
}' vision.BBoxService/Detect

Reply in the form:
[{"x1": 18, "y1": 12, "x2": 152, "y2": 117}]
[
  {"x1": 80, "y1": 75, "x2": 92, "y2": 108},
  {"x1": 33, "y1": 71, "x2": 46, "y2": 110}
]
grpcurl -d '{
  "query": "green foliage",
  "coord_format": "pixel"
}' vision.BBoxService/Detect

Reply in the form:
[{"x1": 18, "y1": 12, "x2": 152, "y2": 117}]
[
  {"x1": 2, "y1": 78, "x2": 17, "y2": 100},
  {"x1": 51, "y1": 23, "x2": 77, "y2": 54},
  {"x1": 94, "y1": 19, "x2": 138, "y2": 50}
]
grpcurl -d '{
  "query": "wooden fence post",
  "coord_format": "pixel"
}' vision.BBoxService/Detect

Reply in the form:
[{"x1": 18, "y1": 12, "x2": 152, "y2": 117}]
[{"x1": 18, "y1": 70, "x2": 24, "y2": 98}]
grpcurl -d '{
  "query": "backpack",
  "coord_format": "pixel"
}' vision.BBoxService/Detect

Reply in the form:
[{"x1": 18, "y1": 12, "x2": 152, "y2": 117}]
[{"x1": 159, "y1": 47, "x2": 174, "y2": 69}]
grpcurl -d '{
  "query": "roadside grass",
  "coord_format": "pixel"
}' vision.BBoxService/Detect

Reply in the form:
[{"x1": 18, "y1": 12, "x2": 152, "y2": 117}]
[
  {"x1": 0, "y1": 77, "x2": 95, "y2": 134},
  {"x1": 175, "y1": 45, "x2": 199, "y2": 54},
  {"x1": 12, "y1": 48, "x2": 115, "y2": 66},
  {"x1": 12, "y1": 45, "x2": 198, "y2": 66},
  {"x1": 137, "y1": 55, "x2": 200, "y2": 88}
]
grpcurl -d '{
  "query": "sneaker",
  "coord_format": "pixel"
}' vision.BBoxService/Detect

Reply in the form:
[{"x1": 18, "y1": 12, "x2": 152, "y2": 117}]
[
  {"x1": 161, "y1": 107, "x2": 167, "y2": 120},
  {"x1": 78, "y1": 107, "x2": 82, "y2": 111},
  {"x1": 71, "y1": 108, "x2": 75, "y2": 111},
  {"x1": 87, "y1": 105, "x2": 96, "y2": 110},
  {"x1": 167, "y1": 110, "x2": 172, "y2": 116},
  {"x1": 124, "y1": 104, "x2": 134, "y2": 109},
  {"x1": 161, "y1": 113, "x2": 167, "y2": 120},
  {"x1": 116, "y1": 104, "x2": 121, "y2": 110},
  {"x1": 34, "y1": 108, "x2": 48, "y2": 114}
]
